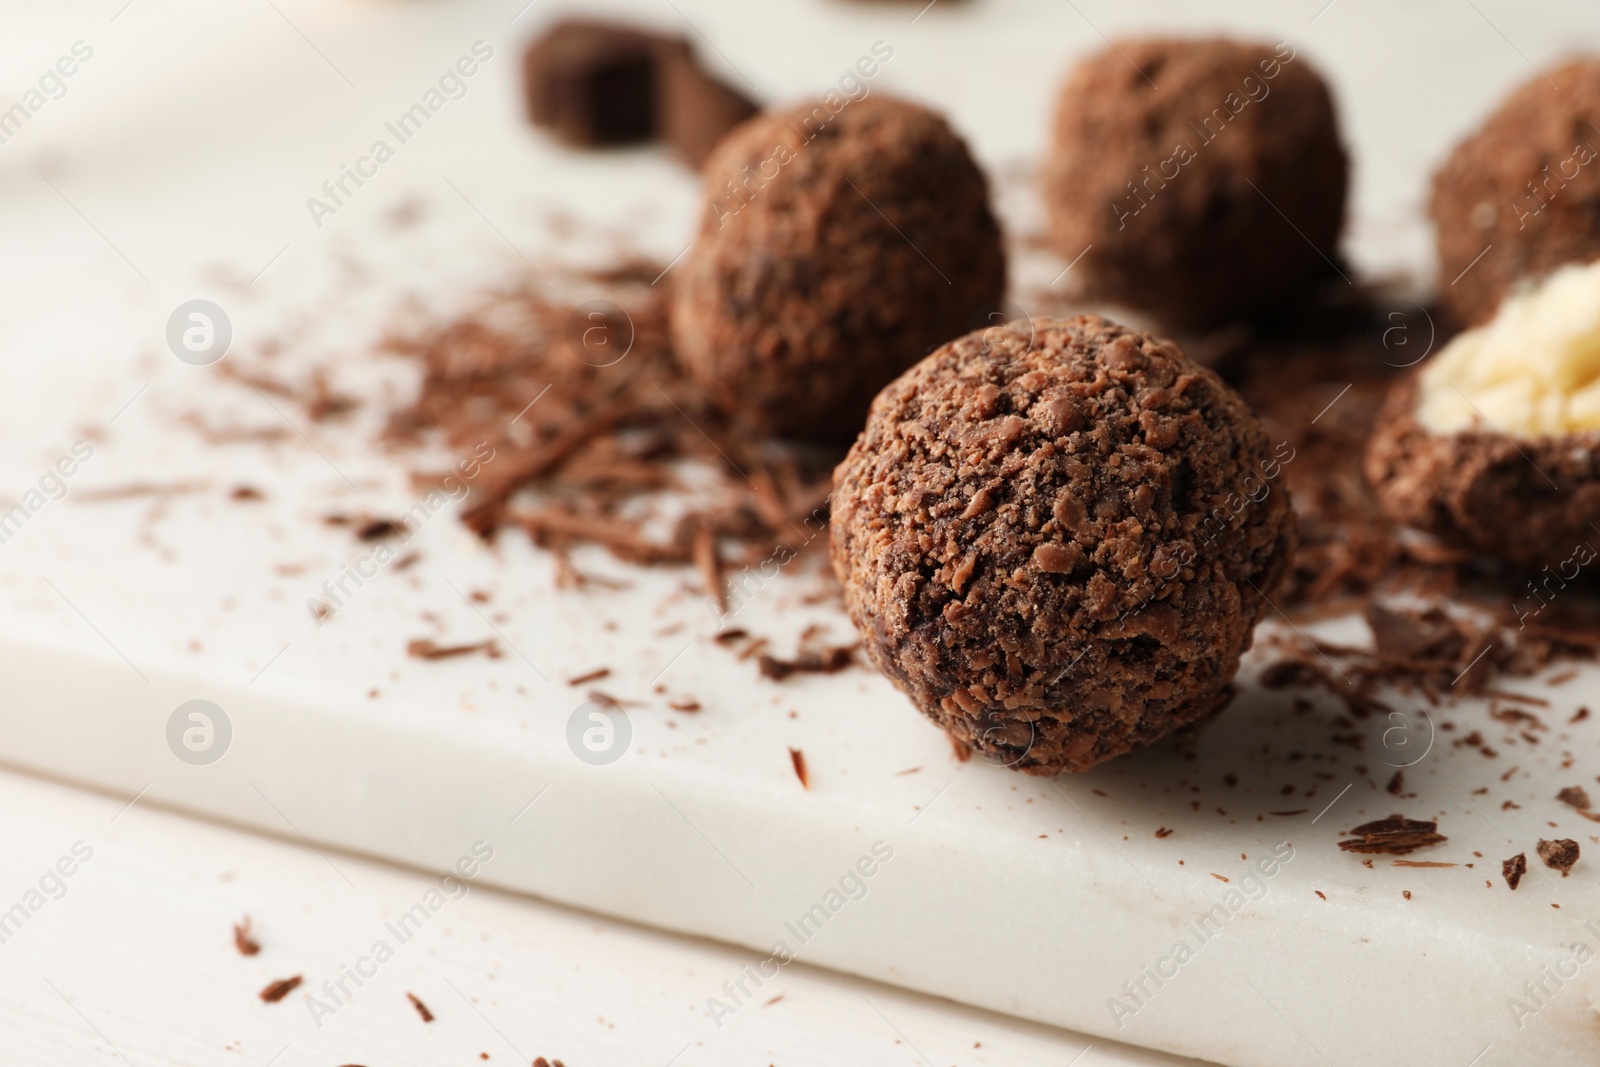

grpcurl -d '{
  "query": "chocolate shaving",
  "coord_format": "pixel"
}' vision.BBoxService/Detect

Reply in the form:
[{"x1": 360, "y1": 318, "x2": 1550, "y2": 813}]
[
  {"x1": 788, "y1": 746, "x2": 809, "y2": 789},
  {"x1": 381, "y1": 271, "x2": 836, "y2": 591},
  {"x1": 356, "y1": 518, "x2": 405, "y2": 541},
  {"x1": 407, "y1": 992, "x2": 434, "y2": 1022},
  {"x1": 259, "y1": 975, "x2": 302, "y2": 1003},
  {"x1": 406, "y1": 638, "x2": 498, "y2": 660},
  {"x1": 232, "y1": 917, "x2": 260, "y2": 956},
  {"x1": 759, "y1": 645, "x2": 856, "y2": 681},
  {"x1": 566, "y1": 667, "x2": 611, "y2": 686},
  {"x1": 1338, "y1": 815, "x2": 1447, "y2": 855}
]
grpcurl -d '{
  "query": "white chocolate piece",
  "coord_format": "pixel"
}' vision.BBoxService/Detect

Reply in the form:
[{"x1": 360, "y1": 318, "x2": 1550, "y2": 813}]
[{"x1": 1419, "y1": 258, "x2": 1600, "y2": 436}]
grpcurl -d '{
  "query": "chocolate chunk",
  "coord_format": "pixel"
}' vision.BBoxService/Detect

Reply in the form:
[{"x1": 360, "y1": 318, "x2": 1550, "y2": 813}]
[
  {"x1": 658, "y1": 53, "x2": 757, "y2": 167},
  {"x1": 1503, "y1": 852, "x2": 1527, "y2": 890},
  {"x1": 1538, "y1": 837, "x2": 1580, "y2": 876},
  {"x1": 1338, "y1": 815, "x2": 1447, "y2": 856},
  {"x1": 522, "y1": 20, "x2": 683, "y2": 146},
  {"x1": 522, "y1": 18, "x2": 755, "y2": 163}
]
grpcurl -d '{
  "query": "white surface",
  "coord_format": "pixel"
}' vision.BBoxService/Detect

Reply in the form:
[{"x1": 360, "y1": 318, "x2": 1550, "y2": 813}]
[
  {"x1": 0, "y1": 766, "x2": 1193, "y2": 1066},
  {"x1": 5, "y1": 2, "x2": 1600, "y2": 1066}
]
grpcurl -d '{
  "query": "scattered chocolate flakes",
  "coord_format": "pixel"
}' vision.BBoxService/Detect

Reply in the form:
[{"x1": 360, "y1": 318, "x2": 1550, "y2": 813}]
[
  {"x1": 531, "y1": 1058, "x2": 567, "y2": 1067},
  {"x1": 407, "y1": 992, "x2": 434, "y2": 1022},
  {"x1": 406, "y1": 638, "x2": 499, "y2": 660},
  {"x1": 788, "y1": 746, "x2": 809, "y2": 789},
  {"x1": 566, "y1": 667, "x2": 612, "y2": 686},
  {"x1": 259, "y1": 975, "x2": 302, "y2": 1003},
  {"x1": 1503, "y1": 852, "x2": 1527, "y2": 889},
  {"x1": 382, "y1": 271, "x2": 835, "y2": 588},
  {"x1": 1338, "y1": 815, "x2": 1447, "y2": 856},
  {"x1": 1538, "y1": 837, "x2": 1580, "y2": 876},
  {"x1": 232, "y1": 917, "x2": 260, "y2": 956}
]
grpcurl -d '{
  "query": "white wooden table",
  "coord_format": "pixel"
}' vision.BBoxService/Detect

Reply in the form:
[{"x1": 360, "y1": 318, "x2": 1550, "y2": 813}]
[
  {"x1": 0, "y1": 766, "x2": 1189, "y2": 1066},
  {"x1": 3, "y1": 2, "x2": 1596, "y2": 1064}
]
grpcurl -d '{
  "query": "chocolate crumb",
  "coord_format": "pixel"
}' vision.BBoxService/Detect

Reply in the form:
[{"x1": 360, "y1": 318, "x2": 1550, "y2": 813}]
[
  {"x1": 1338, "y1": 815, "x2": 1447, "y2": 856},
  {"x1": 1538, "y1": 838, "x2": 1580, "y2": 876},
  {"x1": 566, "y1": 667, "x2": 612, "y2": 686},
  {"x1": 1386, "y1": 771, "x2": 1405, "y2": 796},
  {"x1": 788, "y1": 747, "x2": 809, "y2": 789},
  {"x1": 229, "y1": 485, "x2": 264, "y2": 501},
  {"x1": 667, "y1": 696, "x2": 701, "y2": 712},
  {"x1": 232, "y1": 917, "x2": 260, "y2": 956},
  {"x1": 1503, "y1": 852, "x2": 1527, "y2": 889},
  {"x1": 1155, "y1": 827, "x2": 1173, "y2": 838},
  {"x1": 407, "y1": 992, "x2": 434, "y2": 1022},
  {"x1": 259, "y1": 975, "x2": 302, "y2": 1003},
  {"x1": 1558, "y1": 786, "x2": 1593, "y2": 810}
]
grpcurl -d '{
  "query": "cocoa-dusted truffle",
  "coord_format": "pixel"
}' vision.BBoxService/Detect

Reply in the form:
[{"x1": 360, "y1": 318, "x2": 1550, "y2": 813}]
[
  {"x1": 1366, "y1": 258, "x2": 1600, "y2": 566},
  {"x1": 831, "y1": 315, "x2": 1295, "y2": 773},
  {"x1": 1043, "y1": 38, "x2": 1347, "y2": 329},
  {"x1": 1432, "y1": 58, "x2": 1600, "y2": 327},
  {"x1": 671, "y1": 95, "x2": 1005, "y2": 442}
]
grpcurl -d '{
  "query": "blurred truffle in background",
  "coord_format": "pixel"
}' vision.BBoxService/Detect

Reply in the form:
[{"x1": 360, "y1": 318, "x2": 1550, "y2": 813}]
[
  {"x1": 671, "y1": 94, "x2": 1007, "y2": 443},
  {"x1": 522, "y1": 18, "x2": 757, "y2": 166},
  {"x1": 1043, "y1": 37, "x2": 1348, "y2": 331},
  {"x1": 1431, "y1": 57, "x2": 1600, "y2": 328}
]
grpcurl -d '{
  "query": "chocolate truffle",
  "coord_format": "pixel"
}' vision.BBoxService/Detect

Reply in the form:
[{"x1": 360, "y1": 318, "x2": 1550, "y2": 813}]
[
  {"x1": 1432, "y1": 58, "x2": 1600, "y2": 327},
  {"x1": 670, "y1": 95, "x2": 1006, "y2": 442},
  {"x1": 1043, "y1": 38, "x2": 1347, "y2": 329},
  {"x1": 1366, "y1": 258, "x2": 1600, "y2": 566},
  {"x1": 831, "y1": 315, "x2": 1295, "y2": 773}
]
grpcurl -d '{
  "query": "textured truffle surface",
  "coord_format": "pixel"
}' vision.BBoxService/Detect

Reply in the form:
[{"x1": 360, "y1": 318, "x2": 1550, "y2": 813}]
[
  {"x1": 1043, "y1": 37, "x2": 1347, "y2": 329},
  {"x1": 671, "y1": 95, "x2": 1005, "y2": 442},
  {"x1": 830, "y1": 315, "x2": 1296, "y2": 774},
  {"x1": 1432, "y1": 59, "x2": 1600, "y2": 327},
  {"x1": 1366, "y1": 376, "x2": 1600, "y2": 566}
]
